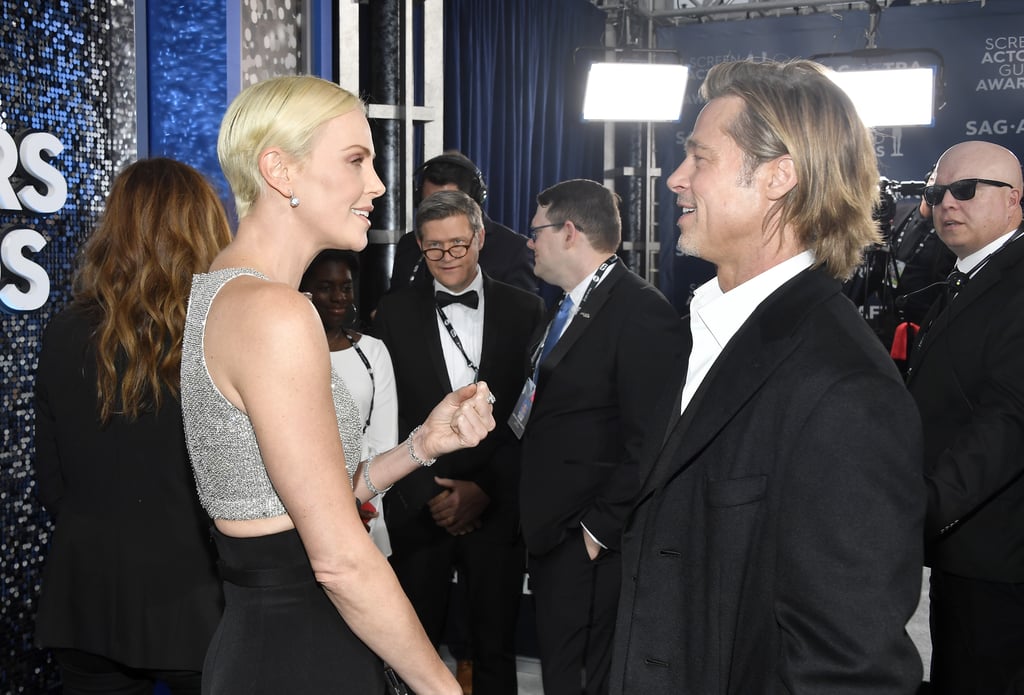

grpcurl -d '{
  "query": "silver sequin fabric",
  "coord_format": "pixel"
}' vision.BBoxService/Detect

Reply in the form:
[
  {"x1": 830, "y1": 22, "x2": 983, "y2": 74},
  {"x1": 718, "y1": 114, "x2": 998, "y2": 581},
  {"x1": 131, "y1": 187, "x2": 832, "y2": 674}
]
[{"x1": 181, "y1": 267, "x2": 363, "y2": 520}]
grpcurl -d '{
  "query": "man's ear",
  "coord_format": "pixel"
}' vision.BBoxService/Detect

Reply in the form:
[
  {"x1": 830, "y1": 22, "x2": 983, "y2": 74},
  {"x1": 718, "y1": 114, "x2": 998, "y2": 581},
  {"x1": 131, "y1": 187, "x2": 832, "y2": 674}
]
[
  {"x1": 259, "y1": 148, "x2": 293, "y2": 200},
  {"x1": 476, "y1": 226, "x2": 486, "y2": 250},
  {"x1": 563, "y1": 220, "x2": 581, "y2": 247},
  {"x1": 765, "y1": 155, "x2": 798, "y2": 201},
  {"x1": 1008, "y1": 186, "x2": 1022, "y2": 211}
]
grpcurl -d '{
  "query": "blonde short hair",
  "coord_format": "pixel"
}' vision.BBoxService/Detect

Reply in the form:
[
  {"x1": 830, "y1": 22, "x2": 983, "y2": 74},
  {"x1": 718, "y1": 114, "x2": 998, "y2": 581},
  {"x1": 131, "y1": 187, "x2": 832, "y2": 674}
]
[{"x1": 218, "y1": 75, "x2": 363, "y2": 218}]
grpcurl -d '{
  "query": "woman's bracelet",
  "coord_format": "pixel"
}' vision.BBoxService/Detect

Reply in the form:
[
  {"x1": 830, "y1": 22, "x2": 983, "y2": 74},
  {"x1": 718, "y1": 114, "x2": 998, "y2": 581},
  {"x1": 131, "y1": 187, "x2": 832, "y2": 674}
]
[
  {"x1": 362, "y1": 454, "x2": 392, "y2": 497},
  {"x1": 405, "y1": 425, "x2": 437, "y2": 467}
]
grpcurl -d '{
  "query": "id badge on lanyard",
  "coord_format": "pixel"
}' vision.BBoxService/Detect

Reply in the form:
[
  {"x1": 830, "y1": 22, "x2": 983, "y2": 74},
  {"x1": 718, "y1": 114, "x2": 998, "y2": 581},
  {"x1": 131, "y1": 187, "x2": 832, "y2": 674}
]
[
  {"x1": 508, "y1": 256, "x2": 616, "y2": 439},
  {"x1": 508, "y1": 377, "x2": 536, "y2": 439}
]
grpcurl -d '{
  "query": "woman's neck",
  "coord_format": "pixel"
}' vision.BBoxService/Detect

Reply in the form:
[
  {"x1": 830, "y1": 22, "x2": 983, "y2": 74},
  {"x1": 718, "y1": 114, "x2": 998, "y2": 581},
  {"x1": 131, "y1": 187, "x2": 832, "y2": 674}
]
[{"x1": 325, "y1": 326, "x2": 356, "y2": 352}]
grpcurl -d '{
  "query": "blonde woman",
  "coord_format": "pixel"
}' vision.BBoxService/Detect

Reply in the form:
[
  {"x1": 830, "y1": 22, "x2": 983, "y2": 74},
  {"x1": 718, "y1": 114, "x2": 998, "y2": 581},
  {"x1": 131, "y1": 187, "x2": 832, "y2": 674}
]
[{"x1": 182, "y1": 75, "x2": 492, "y2": 694}]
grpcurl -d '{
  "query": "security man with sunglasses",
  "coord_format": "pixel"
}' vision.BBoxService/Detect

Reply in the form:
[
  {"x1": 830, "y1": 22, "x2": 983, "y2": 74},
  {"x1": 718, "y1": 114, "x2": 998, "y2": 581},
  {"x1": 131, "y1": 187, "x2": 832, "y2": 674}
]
[
  {"x1": 906, "y1": 140, "x2": 1024, "y2": 694},
  {"x1": 374, "y1": 190, "x2": 545, "y2": 695}
]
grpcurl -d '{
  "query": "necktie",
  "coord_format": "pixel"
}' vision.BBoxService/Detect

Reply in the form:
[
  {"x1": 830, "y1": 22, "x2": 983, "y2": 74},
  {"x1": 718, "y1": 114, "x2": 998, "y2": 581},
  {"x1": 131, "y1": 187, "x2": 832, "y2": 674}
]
[
  {"x1": 539, "y1": 296, "x2": 574, "y2": 364},
  {"x1": 435, "y1": 290, "x2": 479, "y2": 309}
]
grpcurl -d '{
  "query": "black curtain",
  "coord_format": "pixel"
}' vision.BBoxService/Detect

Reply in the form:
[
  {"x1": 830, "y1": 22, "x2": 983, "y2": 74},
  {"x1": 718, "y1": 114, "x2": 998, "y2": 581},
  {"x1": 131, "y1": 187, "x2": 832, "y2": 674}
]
[{"x1": 443, "y1": 0, "x2": 607, "y2": 238}]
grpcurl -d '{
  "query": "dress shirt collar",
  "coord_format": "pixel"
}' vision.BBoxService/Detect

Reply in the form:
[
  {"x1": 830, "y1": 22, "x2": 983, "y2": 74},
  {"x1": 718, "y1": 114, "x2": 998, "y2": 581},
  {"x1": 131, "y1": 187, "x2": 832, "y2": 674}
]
[
  {"x1": 955, "y1": 228, "x2": 1018, "y2": 274},
  {"x1": 692, "y1": 250, "x2": 815, "y2": 351},
  {"x1": 565, "y1": 257, "x2": 616, "y2": 310},
  {"x1": 433, "y1": 266, "x2": 484, "y2": 306}
]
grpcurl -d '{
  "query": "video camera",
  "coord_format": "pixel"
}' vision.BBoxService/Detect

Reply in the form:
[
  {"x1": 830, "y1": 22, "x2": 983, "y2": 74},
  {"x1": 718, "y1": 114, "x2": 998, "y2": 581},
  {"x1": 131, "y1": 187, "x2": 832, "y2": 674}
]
[
  {"x1": 875, "y1": 177, "x2": 927, "y2": 236},
  {"x1": 845, "y1": 177, "x2": 932, "y2": 347}
]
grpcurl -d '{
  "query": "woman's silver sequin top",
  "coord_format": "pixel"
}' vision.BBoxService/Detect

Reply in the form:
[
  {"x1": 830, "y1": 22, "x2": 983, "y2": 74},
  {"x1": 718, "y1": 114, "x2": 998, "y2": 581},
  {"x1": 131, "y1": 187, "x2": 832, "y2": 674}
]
[{"x1": 181, "y1": 267, "x2": 363, "y2": 520}]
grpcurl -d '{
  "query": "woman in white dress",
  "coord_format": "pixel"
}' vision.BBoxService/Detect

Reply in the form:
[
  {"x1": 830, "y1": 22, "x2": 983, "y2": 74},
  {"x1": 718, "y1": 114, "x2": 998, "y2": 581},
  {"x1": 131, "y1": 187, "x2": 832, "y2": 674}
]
[{"x1": 301, "y1": 249, "x2": 396, "y2": 555}]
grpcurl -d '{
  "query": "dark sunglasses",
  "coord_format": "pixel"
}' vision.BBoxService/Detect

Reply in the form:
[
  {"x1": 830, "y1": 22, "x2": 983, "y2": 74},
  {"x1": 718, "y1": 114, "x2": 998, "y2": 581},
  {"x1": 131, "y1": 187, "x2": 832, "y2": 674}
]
[{"x1": 923, "y1": 178, "x2": 1013, "y2": 207}]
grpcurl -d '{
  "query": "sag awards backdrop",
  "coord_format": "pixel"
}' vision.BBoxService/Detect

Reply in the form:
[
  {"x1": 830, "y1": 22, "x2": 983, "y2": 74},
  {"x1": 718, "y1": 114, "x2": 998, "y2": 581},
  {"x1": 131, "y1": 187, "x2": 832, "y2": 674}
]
[{"x1": 0, "y1": 0, "x2": 1023, "y2": 690}]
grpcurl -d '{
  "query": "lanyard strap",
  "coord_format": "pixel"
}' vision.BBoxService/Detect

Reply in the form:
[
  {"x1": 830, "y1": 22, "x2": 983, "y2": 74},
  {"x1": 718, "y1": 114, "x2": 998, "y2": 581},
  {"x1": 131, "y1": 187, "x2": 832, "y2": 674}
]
[
  {"x1": 435, "y1": 305, "x2": 480, "y2": 381},
  {"x1": 344, "y1": 333, "x2": 375, "y2": 434},
  {"x1": 408, "y1": 257, "x2": 424, "y2": 286},
  {"x1": 530, "y1": 255, "x2": 618, "y2": 372}
]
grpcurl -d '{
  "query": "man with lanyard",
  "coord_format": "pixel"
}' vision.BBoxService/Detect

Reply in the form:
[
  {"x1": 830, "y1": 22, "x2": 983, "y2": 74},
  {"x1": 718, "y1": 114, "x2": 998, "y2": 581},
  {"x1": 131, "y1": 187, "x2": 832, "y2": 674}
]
[
  {"x1": 513, "y1": 178, "x2": 684, "y2": 695},
  {"x1": 374, "y1": 190, "x2": 544, "y2": 695}
]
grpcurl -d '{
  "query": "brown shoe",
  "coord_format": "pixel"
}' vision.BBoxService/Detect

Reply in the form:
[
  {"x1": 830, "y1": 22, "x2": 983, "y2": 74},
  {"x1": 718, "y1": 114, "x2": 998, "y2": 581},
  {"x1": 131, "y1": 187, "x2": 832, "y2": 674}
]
[{"x1": 455, "y1": 659, "x2": 473, "y2": 695}]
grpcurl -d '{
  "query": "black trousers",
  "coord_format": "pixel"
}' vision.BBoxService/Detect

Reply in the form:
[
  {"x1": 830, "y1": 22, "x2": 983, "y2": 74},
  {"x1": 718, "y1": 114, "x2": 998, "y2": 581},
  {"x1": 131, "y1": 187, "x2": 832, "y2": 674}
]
[
  {"x1": 929, "y1": 568, "x2": 1024, "y2": 695},
  {"x1": 528, "y1": 532, "x2": 621, "y2": 695},
  {"x1": 389, "y1": 530, "x2": 524, "y2": 695}
]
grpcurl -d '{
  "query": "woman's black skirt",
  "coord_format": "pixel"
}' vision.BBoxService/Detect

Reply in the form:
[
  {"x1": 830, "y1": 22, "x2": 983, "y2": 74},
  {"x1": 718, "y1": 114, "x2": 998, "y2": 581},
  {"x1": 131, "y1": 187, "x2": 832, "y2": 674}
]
[{"x1": 202, "y1": 526, "x2": 387, "y2": 694}]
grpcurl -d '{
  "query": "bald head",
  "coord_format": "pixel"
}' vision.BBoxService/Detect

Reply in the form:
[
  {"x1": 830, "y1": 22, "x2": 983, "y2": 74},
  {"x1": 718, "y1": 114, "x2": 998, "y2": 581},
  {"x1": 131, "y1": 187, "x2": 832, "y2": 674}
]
[{"x1": 930, "y1": 141, "x2": 1023, "y2": 259}]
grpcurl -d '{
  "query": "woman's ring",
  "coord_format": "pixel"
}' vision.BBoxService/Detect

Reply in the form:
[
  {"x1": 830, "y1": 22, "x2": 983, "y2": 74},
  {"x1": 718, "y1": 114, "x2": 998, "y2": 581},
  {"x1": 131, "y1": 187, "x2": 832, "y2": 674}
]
[{"x1": 486, "y1": 392, "x2": 496, "y2": 405}]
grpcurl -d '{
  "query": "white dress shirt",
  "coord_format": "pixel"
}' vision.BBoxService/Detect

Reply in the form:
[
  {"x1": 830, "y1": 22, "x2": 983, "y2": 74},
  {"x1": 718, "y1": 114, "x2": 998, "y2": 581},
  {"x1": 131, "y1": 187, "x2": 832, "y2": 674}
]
[
  {"x1": 681, "y1": 251, "x2": 815, "y2": 415},
  {"x1": 954, "y1": 227, "x2": 1018, "y2": 276},
  {"x1": 433, "y1": 268, "x2": 485, "y2": 389}
]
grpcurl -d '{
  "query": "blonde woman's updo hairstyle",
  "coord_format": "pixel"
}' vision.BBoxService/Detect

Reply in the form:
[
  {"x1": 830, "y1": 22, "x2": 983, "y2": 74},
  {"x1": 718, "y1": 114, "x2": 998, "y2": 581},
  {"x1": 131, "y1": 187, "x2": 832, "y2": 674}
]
[{"x1": 217, "y1": 75, "x2": 364, "y2": 219}]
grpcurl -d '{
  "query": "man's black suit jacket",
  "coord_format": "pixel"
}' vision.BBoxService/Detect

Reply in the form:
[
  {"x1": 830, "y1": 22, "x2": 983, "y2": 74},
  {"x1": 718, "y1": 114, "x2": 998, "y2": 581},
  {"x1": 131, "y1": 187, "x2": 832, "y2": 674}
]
[
  {"x1": 389, "y1": 215, "x2": 538, "y2": 295},
  {"x1": 610, "y1": 267, "x2": 925, "y2": 694},
  {"x1": 374, "y1": 273, "x2": 545, "y2": 543},
  {"x1": 907, "y1": 225, "x2": 1024, "y2": 581},
  {"x1": 519, "y1": 261, "x2": 685, "y2": 556}
]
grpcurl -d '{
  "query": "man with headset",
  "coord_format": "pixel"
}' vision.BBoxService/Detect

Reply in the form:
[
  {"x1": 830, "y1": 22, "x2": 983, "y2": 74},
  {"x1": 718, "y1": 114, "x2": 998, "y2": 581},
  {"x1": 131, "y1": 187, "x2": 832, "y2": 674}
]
[
  {"x1": 906, "y1": 140, "x2": 1024, "y2": 694},
  {"x1": 389, "y1": 151, "x2": 538, "y2": 295}
]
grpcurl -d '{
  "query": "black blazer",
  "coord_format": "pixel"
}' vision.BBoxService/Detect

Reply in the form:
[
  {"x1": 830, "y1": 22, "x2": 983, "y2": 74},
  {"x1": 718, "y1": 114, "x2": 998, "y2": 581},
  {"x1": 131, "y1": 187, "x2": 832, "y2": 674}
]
[
  {"x1": 519, "y1": 261, "x2": 685, "y2": 556},
  {"x1": 907, "y1": 226, "x2": 1024, "y2": 581},
  {"x1": 33, "y1": 305, "x2": 222, "y2": 670},
  {"x1": 374, "y1": 273, "x2": 545, "y2": 542},
  {"x1": 610, "y1": 268, "x2": 925, "y2": 694},
  {"x1": 389, "y1": 215, "x2": 538, "y2": 295}
]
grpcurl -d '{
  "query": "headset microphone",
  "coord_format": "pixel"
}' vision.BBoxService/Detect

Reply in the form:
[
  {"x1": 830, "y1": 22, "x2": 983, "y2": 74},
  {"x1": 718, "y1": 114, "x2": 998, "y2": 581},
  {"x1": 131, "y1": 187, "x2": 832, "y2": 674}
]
[
  {"x1": 946, "y1": 270, "x2": 970, "y2": 294},
  {"x1": 894, "y1": 279, "x2": 955, "y2": 310},
  {"x1": 412, "y1": 153, "x2": 488, "y2": 207}
]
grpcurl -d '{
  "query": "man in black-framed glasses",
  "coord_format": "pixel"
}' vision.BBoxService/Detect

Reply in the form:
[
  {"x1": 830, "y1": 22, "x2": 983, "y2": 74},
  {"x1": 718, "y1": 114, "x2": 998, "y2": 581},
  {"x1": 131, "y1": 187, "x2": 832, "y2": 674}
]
[
  {"x1": 373, "y1": 190, "x2": 545, "y2": 695},
  {"x1": 420, "y1": 229, "x2": 477, "y2": 262},
  {"x1": 906, "y1": 139, "x2": 1024, "y2": 695}
]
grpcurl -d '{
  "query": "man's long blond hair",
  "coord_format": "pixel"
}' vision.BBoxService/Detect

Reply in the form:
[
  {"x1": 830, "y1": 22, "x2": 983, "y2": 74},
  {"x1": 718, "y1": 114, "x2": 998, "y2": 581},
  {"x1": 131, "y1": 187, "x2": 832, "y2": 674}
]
[{"x1": 702, "y1": 59, "x2": 881, "y2": 280}]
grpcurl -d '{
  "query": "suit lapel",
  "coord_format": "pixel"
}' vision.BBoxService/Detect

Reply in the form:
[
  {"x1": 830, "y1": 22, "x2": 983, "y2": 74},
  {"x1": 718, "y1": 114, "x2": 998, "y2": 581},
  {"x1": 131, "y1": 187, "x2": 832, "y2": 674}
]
[
  {"x1": 478, "y1": 274, "x2": 501, "y2": 380},
  {"x1": 656, "y1": 332, "x2": 690, "y2": 448},
  {"x1": 416, "y1": 287, "x2": 454, "y2": 392},
  {"x1": 909, "y1": 228, "x2": 1024, "y2": 378},
  {"x1": 539, "y1": 261, "x2": 626, "y2": 375},
  {"x1": 638, "y1": 268, "x2": 838, "y2": 497}
]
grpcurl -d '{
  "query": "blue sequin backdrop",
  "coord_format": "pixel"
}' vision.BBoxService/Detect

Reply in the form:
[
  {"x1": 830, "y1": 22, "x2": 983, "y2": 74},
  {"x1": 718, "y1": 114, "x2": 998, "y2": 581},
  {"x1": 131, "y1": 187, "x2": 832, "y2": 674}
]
[
  {"x1": 0, "y1": 0, "x2": 233, "y2": 689},
  {"x1": 2, "y1": 2, "x2": 128, "y2": 689}
]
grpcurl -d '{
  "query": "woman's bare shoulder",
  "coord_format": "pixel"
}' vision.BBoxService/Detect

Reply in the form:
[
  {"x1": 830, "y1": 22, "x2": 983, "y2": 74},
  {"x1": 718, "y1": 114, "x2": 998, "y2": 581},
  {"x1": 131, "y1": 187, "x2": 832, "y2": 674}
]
[{"x1": 206, "y1": 275, "x2": 328, "y2": 376}]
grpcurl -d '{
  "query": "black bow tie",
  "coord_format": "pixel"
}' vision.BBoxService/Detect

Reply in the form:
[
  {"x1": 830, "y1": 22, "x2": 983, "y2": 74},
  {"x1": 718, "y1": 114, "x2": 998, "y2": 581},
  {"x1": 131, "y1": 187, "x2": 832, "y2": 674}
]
[{"x1": 435, "y1": 290, "x2": 479, "y2": 309}]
